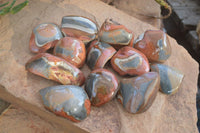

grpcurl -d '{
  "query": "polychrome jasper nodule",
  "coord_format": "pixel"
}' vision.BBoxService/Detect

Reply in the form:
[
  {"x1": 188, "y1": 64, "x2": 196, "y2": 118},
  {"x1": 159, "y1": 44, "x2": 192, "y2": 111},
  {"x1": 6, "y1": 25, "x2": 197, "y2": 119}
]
[
  {"x1": 87, "y1": 40, "x2": 116, "y2": 70},
  {"x1": 111, "y1": 46, "x2": 150, "y2": 76},
  {"x1": 25, "y1": 53, "x2": 85, "y2": 86},
  {"x1": 40, "y1": 85, "x2": 91, "y2": 122},
  {"x1": 151, "y1": 64, "x2": 184, "y2": 95},
  {"x1": 53, "y1": 37, "x2": 86, "y2": 68},
  {"x1": 85, "y1": 68, "x2": 119, "y2": 106},
  {"x1": 133, "y1": 30, "x2": 171, "y2": 62},
  {"x1": 99, "y1": 18, "x2": 134, "y2": 49},
  {"x1": 29, "y1": 23, "x2": 63, "y2": 53},
  {"x1": 117, "y1": 72, "x2": 160, "y2": 114},
  {"x1": 61, "y1": 16, "x2": 98, "y2": 45}
]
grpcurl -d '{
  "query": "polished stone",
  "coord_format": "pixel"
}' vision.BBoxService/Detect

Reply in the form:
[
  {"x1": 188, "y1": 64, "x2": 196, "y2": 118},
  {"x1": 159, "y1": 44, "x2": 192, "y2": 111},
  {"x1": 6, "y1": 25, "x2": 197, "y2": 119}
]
[
  {"x1": 99, "y1": 19, "x2": 134, "y2": 49},
  {"x1": 25, "y1": 53, "x2": 85, "y2": 86},
  {"x1": 133, "y1": 30, "x2": 171, "y2": 62},
  {"x1": 111, "y1": 46, "x2": 150, "y2": 76},
  {"x1": 29, "y1": 23, "x2": 63, "y2": 53},
  {"x1": 53, "y1": 37, "x2": 86, "y2": 68},
  {"x1": 61, "y1": 16, "x2": 98, "y2": 45},
  {"x1": 40, "y1": 85, "x2": 91, "y2": 122},
  {"x1": 87, "y1": 40, "x2": 116, "y2": 70},
  {"x1": 117, "y1": 72, "x2": 160, "y2": 114},
  {"x1": 151, "y1": 63, "x2": 184, "y2": 95},
  {"x1": 85, "y1": 68, "x2": 119, "y2": 106}
]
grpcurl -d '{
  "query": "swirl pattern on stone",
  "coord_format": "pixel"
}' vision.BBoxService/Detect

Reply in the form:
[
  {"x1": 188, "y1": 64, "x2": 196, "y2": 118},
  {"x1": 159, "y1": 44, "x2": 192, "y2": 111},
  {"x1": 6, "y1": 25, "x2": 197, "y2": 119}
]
[
  {"x1": 85, "y1": 69, "x2": 119, "y2": 106},
  {"x1": 25, "y1": 53, "x2": 85, "y2": 86},
  {"x1": 111, "y1": 46, "x2": 150, "y2": 76},
  {"x1": 54, "y1": 37, "x2": 86, "y2": 68},
  {"x1": 151, "y1": 64, "x2": 184, "y2": 95},
  {"x1": 117, "y1": 72, "x2": 160, "y2": 113},
  {"x1": 133, "y1": 30, "x2": 171, "y2": 62},
  {"x1": 40, "y1": 85, "x2": 91, "y2": 122},
  {"x1": 87, "y1": 40, "x2": 116, "y2": 70},
  {"x1": 61, "y1": 16, "x2": 98, "y2": 45},
  {"x1": 99, "y1": 19, "x2": 134, "y2": 49},
  {"x1": 29, "y1": 23, "x2": 63, "y2": 53}
]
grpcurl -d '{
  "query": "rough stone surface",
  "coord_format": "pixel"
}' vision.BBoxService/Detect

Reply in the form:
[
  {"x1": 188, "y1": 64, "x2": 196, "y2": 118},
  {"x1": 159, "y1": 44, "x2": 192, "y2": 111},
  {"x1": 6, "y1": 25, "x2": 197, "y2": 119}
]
[
  {"x1": 0, "y1": 0, "x2": 198, "y2": 133},
  {"x1": 0, "y1": 105, "x2": 65, "y2": 133},
  {"x1": 0, "y1": 99, "x2": 10, "y2": 114}
]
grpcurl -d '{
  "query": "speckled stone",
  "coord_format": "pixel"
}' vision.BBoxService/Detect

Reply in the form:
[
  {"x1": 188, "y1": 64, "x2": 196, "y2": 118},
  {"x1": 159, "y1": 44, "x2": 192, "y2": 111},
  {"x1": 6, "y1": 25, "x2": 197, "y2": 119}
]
[
  {"x1": 61, "y1": 16, "x2": 98, "y2": 45},
  {"x1": 29, "y1": 23, "x2": 63, "y2": 53},
  {"x1": 99, "y1": 19, "x2": 134, "y2": 49},
  {"x1": 40, "y1": 85, "x2": 91, "y2": 122},
  {"x1": 53, "y1": 37, "x2": 86, "y2": 68},
  {"x1": 117, "y1": 72, "x2": 160, "y2": 114},
  {"x1": 25, "y1": 53, "x2": 85, "y2": 86},
  {"x1": 87, "y1": 40, "x2": 116, "y2": 70},
  {"x1": 133, "y1": 30, "x2": 171, "y2": 62},
  {"x1": 111, "y1": 46, "x2": 150, "y2": 76},
  {"x1": 85, "y1": 68, "x2": 119, "y2": 106},
  {"x1": 151, "y1": 64, "x2": 184, "y2": 95}
]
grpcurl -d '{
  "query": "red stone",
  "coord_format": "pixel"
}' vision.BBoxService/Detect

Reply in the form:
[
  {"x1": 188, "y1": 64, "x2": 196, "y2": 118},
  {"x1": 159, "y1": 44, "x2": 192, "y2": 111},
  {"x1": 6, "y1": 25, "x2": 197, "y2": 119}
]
[
  {"x1": 29, "y1": 23, "x2": 63, "y2": 53},
  {"x1": 133, "y1": 30, "x2": 171, "y2": 62},
  {"x1": 99, "y1": 19, "x2": 134, "y2": 49},
  {"x1": 85, "y1": 68, "x2": 119, "y2": 106},
  {"x1": 25, "y1": 53, "x2": 85, "y2": 86},
  {"x1": 53, "y1": 37, "x2": 86, "y2": 68},
  {"x1": 111, "y1": 46, "x2": 150, "y2": 76},
  {"x1": 87, "y1": 40, "x2": 116, "y2": 70}
]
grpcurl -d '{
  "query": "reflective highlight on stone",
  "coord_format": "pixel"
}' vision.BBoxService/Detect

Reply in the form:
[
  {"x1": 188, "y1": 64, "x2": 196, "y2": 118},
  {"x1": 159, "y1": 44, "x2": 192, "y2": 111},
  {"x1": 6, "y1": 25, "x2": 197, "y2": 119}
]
[
  {"x1": 53, "y1": 37, "x2": 86, "y2": 68},
  {"x1": 25, "y1": 53, "x2": 85, "y2": 86},
  {"x1": 133, "y1": 30, "x2": 171, "y2": 62},
  {"x1": 111, "y1": 46, "x2": 150, "y2": 76},
  {"x1": 87, "y1": 40, "x2": 116, "y2": 70},
  {"x1": 85, "y1": 69, "x2": 119, "y2": 106},
  {"x1": 40, "y1": 85, "x2": 91, "y2": 122},
  {"x1": 117, "y1": 72, "x2": 160, "y2": 114},
  {"x1": 151, "y1": 64, "x2": 184, "y2": 95},
  {"x1": 61, "y1": 16, "x2": 98, "y2": 45},
  {"x1": 99, "y1": 19, "x2": 134, "y2": 49},
  {"x1": 29, "y1": 23, "x2": 63, "y2": 53}
]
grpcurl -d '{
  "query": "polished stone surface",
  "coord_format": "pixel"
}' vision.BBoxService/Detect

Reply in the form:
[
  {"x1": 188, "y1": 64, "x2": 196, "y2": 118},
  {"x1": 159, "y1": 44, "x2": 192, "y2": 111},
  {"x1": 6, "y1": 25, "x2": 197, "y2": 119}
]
[
  {"x1": 25, "y1": 53, "x2": 85, "y2": 86},
  {"x1": 87, "y1": 40, "x2": 116, "y2": 70},
  {"x1": 29, "y1": 23, "x2": 63, "y2": 53},
  {"x1": 61, "y1": 16, "x2": 98, "y2": 45},
  {"x1": 151, "y1": 63, "x2": 184, "y2": 95},
  {"x1": 40, "y1": 85, "x2": 91, "y2": 122},
  {"x1": 53, "y1": 37, "x2": 86, "y2": 68},
  {"x1": 117, "y1": 72, "x2": 160, "y2": 114},
  {"x1": 85, "y1": 68, "x2": 119, "y2": 106},
  {"x1": 133, "y1": 30, "x2": 171, "y2": 62},
  {"x1": 111, "y1": 46, "x2": 150, "y2": 76},
  {"x1": 99, "y1": 19, "x2": 134, "y2": 49}
]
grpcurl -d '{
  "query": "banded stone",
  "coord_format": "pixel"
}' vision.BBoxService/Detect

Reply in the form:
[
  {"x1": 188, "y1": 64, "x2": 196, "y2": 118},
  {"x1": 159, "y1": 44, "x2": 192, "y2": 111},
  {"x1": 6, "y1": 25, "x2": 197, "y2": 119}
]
[
  {"x1": 117, "y1": 72, "x2": 160, "y2": 114},
  {"x1": 40, "y1": 85, "x2": 91, "y2": 122},
  {"x1": 29, "y1": 23, "x2": 63, "y2": 53},
  {"x1": 111, "y1": 46, "x2": 150, "y2": 76},
  {"x1": 53, "y1": 37, "x2": 86, "y2": 68},
  {"x1": 85, "y1": 69, "x2": 119, "y2": 106},
  {"x1": 87, "y1": 40, "x2": 116, "y2": 70},
  {"x1": 151, "y1": 64, "x2": 184, "y2": 95},
  {"x1": 25, "y1": 53, "x2": 85, "y2": 86},
  {"x1": 61, "y1": 16, "x2": 98, "y2": 45},
  {"x1": 133, "y1": 30, "x2": 171, "y2": 62},
  {"x1": 99, "y1": 19, "x2": 134, "y2": 49}
]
